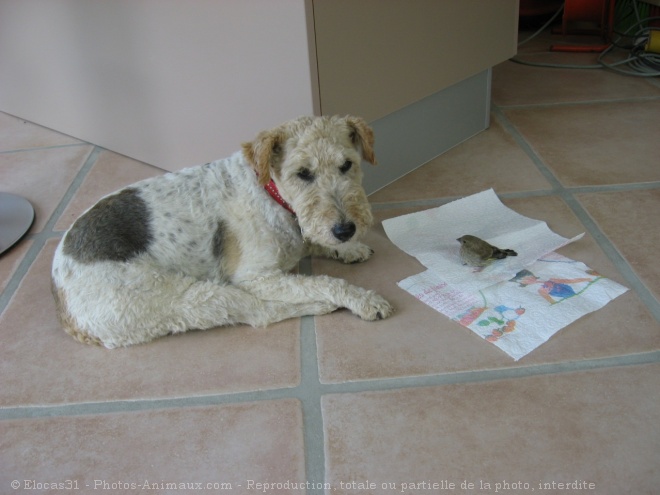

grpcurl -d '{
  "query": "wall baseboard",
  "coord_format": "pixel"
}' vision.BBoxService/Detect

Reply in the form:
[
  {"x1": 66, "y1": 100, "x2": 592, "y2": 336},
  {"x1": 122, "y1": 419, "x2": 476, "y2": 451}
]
[{"x1": 363, "y1": 69, "x2": 491, "y2": 195}]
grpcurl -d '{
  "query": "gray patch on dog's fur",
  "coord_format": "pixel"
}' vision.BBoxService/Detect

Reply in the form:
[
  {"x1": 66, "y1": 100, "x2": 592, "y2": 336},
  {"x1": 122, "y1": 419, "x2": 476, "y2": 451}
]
[
  {"x1": 63, "y1": 188, "x2": 153, "y2": 263},
  {"x1": 212, "y1": 220, "x2": 228, "y2": 259}
]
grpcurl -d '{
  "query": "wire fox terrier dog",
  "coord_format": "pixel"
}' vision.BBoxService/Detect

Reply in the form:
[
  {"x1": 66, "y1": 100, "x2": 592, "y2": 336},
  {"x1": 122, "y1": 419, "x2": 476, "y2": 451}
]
[{"x1": 51, "y1": 115, "x2": 394, "y2": 348}]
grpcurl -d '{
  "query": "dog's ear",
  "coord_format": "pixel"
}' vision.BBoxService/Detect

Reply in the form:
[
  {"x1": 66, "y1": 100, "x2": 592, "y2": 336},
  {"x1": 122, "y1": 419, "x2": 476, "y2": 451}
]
[
  {"x1": 346, "y1": 116, "x2": 377, "y2": 166},
  {"x1": 241, "y1": 129, "x2": 286, "y2": 186}
]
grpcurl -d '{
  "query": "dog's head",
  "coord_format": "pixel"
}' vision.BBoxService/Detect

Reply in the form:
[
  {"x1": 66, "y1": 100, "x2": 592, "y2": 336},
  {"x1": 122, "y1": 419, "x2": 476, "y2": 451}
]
[{"x1": 242, "y1": 115, "x2": 376, "y2": 246}]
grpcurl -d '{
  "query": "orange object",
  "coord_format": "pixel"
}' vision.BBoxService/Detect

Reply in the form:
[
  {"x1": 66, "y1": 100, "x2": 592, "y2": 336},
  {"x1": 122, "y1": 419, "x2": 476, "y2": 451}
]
[{"x1": 550, "y1": 0, "x2": 615, "y2": 53}]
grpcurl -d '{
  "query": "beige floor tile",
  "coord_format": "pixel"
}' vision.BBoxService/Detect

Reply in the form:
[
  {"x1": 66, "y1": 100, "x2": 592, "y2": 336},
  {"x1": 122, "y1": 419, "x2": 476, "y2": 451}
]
[
  {"x1": 54, "y1": 150, "x2": 165, "y2": 231},
  {"x1": 1, "y1": 399, "x2": 305, "y2": 490},
  {"x1": 577, "y1": 189, "x2": 660, "y2": 300},
  {"x1": 492, "y1": 59, "x2": 660, "y2": 107},
  {"x1": 0, "y1": 111, "x2": 83, "y2": 151},
  {"x1": 0, "y1": 239, "x2": 301, "y2": 407},
  {"x1": 323, "y1": 364, "x2": 660, "y2": 494},
  {"x1": 0, "y1": 239, "x2": 31, "y2": 293},
  {"x1": 0, "y1": 146, "x2": 93, "y2": 232},
  {"x1": 313, "y1": 198, "x2": 659, "y2": 382},
  {"x1": 369, "y1": 118, "x2": 550, "y2": 203},
  {"x1": 505, "y1": 100, "x2": 660, "y2": 187}
]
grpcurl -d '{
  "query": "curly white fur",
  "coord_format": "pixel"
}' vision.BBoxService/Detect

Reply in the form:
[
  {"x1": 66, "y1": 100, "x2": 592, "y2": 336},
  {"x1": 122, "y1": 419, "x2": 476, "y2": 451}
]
[{"x1": 51, "y1": 115, "x2": 394, "y2": 348}]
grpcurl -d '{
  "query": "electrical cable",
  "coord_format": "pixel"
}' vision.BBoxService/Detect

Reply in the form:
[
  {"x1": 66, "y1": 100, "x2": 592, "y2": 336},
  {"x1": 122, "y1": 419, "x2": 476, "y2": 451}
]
[
  {"x1": 598, "y1": 16, "x2": 660, "y2": 76},
  {"x1": 510, "y1": 1, "x2": 660, "y2": 77},
  {"x1": 517, "y1": 4, "x2": 565, "y2": 46}
]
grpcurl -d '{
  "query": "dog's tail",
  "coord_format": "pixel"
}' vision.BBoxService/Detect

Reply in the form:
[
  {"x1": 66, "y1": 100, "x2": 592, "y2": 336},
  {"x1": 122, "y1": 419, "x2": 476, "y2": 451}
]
[{"x1": 51, "y1": 278, "x2": 104, "y2": 346}]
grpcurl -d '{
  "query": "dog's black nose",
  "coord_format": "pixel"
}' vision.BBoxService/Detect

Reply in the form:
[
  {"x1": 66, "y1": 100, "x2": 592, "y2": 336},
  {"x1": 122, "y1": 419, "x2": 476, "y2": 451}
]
[{"x1": 332, "y1": 221, "x2": 356, "y2": 242}]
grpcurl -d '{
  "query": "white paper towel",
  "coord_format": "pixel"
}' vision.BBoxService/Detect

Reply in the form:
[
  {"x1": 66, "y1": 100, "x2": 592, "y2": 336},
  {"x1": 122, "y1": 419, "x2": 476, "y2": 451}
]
[
  {"x1": 383, "y1": 190, "x2": 628, "y2": 360},
  {"x1": 382, "y1": 189, "x2": 584, "y2": 292}
]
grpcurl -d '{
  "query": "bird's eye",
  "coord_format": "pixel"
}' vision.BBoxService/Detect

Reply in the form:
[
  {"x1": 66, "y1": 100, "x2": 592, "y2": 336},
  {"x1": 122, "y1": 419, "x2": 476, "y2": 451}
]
[
  {"x1": 297, "y1": 168, "x2": 314, "y2": 182},
  {"x1": 340, "y1": 160, "x2": 353, "y2": 173}
]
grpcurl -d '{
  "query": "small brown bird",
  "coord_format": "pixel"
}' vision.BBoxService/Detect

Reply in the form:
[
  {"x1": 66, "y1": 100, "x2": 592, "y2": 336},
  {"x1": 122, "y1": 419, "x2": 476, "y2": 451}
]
[{"x1": 457, "y1": 235, "x2": 518, "y2": 267}]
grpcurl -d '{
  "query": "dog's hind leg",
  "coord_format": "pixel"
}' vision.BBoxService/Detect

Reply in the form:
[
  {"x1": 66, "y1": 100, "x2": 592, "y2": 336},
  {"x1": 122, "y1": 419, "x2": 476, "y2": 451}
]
[
  {"x1": 98, "y1": 278, "x2": 337, "y2": 347},
  {"x1": 64, "y1": 267, "x2": 338, "y2": 348}
]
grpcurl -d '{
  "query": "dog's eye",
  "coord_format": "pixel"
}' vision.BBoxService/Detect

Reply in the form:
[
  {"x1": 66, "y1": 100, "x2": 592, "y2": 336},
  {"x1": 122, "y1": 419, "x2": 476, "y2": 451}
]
[
  {"x1": 297, "y1": 168, "x2": 314, "y2": 182},
  {"x1": 340, "y1": 160, "x2": 353, "y2": 174}
]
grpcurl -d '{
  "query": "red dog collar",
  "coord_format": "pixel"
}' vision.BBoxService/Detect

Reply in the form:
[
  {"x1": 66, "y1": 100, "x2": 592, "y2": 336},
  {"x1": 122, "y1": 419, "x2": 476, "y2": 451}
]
[{"x1": 263, "y1": 179, "x2": 296, "y2": 216}]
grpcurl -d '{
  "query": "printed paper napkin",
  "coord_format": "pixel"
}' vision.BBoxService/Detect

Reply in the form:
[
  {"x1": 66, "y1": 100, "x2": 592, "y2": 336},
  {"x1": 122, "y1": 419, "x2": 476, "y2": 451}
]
[
  {"x1": 383, "y1": 190, "x2": 628, "y2": 360},
  {"x1": 398, "y1": 253, "x2": 628, "y2": 360}
]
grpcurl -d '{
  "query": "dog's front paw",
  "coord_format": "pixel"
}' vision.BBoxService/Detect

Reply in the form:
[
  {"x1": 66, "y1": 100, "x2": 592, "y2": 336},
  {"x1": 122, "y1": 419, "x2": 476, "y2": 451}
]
[
  {"x1": 333, "y1": 242, "x2": 374, "y2": 264},
  {"x1": 352, "y1": 290, "x2": 394, "y2": 321}
]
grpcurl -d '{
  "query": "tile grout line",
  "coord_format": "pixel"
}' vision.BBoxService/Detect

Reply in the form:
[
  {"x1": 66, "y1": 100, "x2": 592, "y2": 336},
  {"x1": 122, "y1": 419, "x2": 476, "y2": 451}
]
[
  {"x1": 566, "y1": 182, "x2": 660, "y2": 194},
  {"x1": 41, "y1": 146, "x2": 104, "y2": 234},
  {"x1": 561, "y1": 194, "x2": 660, "y2": 320},
  {"x1": 2, "y1": 350, "x2": 657, "y2": 421},
  {"x1": 492, "y1": 105, "x2": 660, "y2": 321},
  {"x1": 0, "y1": 142, "x2": 91, "y2": 155},
  {"x1": 370, "y1": 190, "x2": 557, "y2": 212},
  {"x1": 370, "y1": 181, "x2": 660, "y2": 213},
  {"x1": 0, "y1": 387, "x2": 297, "y2": 420},
  {"x1": 490, "y1": 106, "x2": 565, "y2": 194},
  {"x1": 495, "y1": 94, "x2": 660, "y2": 111},
  {"x1": 0, "y1": 146, "x2": 102, "y2": 315},
  {"x1": 297, "y1": 256, "x2": 326, "y2": 491},
  {"x1": 319, "y1": 350, "x2": 660, "y2": 395}
]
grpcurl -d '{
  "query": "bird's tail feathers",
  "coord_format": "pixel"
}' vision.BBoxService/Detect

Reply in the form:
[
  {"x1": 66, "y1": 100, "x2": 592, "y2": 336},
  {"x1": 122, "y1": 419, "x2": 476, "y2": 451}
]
[{"x1": 492, "y1": 248, "x2": 518, "y2": 259}]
